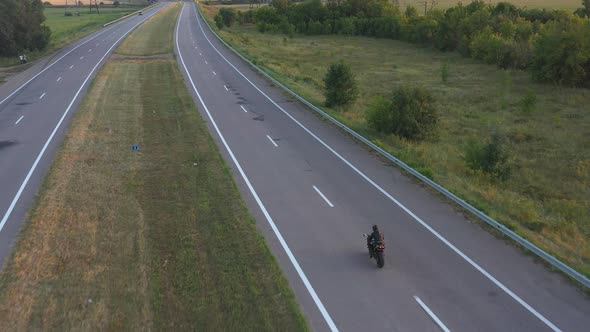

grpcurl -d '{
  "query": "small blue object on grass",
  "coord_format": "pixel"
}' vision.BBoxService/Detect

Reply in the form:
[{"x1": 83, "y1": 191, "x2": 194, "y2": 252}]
[{"x1": 132, "y1": 145, "x2": 139, "y2": 151}]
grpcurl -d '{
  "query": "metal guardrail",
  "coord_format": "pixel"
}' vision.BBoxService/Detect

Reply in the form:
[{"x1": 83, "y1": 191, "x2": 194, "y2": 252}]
[
  {"x1": 195, "y1": 4, "x2": 590, "y2": 289},
  {"x1": 103, "y1": 3, "x2": 160, "y2": 27}
]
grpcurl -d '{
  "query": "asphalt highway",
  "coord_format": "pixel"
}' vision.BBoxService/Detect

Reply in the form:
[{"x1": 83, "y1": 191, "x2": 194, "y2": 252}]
[
  {"x1": 176, "y1": 2, "x2": 589, "y2": 331},
  {"x1": 0, "y1": 3, "x2": 168, "y2": 266}
]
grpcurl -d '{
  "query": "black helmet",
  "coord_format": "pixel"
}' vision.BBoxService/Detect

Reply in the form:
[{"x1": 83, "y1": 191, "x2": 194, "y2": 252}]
[{"x1": 372, "y1": 225, "x2": 379, "y2": 232}]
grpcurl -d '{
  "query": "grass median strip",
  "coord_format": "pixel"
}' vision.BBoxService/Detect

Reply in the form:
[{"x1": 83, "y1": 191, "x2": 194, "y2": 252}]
[{"x1": 0, "y1": 3, "x2": 306, "y2": 330}]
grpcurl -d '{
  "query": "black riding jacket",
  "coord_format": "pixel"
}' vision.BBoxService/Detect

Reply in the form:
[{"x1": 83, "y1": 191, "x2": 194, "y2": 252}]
[{"x1": 368, "y1": 230, "x2": 383, "y2": 245}]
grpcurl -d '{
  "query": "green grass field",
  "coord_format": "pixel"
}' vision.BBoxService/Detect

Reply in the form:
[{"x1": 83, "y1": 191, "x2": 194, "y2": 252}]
[
  {"x1": 0, "y1": 4, "x2": 307, "y2": 330},
  {"x1": 0, "y1": 6, "x2": 142, "y2": 68},
  {"x1": 201, "y1": 4, "x2": 590, "y2": 277},
  {"x1": 408, "y1": 0, "x2": 583, "y2": 10},
  {"x1": 217, "y1": 0, "x2": 583, "y2": 11}
]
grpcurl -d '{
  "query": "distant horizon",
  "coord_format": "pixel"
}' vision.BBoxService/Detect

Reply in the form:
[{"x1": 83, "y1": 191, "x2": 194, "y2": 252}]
[
  {"x1": 46, "y1": 0, "x2": 148, "y2": 5},
  {"x1": 47, "y1": 0, "x2": 112, "y2": 4}
]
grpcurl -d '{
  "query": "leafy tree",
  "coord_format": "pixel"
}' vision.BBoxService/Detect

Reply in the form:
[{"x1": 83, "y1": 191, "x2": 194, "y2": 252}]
[
  {"x1": 531, "y1": 17, "x2": 590, "y2": 86},
  {"x1": 492, "y1": 2, "x2": 519, "y2": 17},
  {"x1": 272, "y1": 0, "x2": 289, "y2": 14},
  {"x1": 323, "y1": 62, "x2": 357, "y2": 107},
  {"x1": 0, "y1": 0, "x2": 51, "y2": 56},
  {"x1": 113, "y1": 0, "x2": 120, "y2": 7},
  {"x1": 214, "y1": 13, "x2": 223, "y2": 29},
  {"x1": 366, "y1": 85, "x2": 438, "y2": 141},
  {"x1": 219, "y1": 8, "x2": 237, "y2": 27},
  {"x1": 255, "y1": 6, "x2": 282, "y2": 25}
]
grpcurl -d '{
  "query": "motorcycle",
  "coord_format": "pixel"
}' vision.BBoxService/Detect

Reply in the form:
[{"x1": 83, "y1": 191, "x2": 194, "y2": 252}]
[{"x1": 363, "y1": 234, "x2": 385, "y2": 268}]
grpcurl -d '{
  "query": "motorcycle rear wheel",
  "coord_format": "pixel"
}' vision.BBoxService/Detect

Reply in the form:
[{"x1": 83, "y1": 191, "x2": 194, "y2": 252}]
[{"x1": 376, "y1": 252, "x2": 385, "y2": 268}]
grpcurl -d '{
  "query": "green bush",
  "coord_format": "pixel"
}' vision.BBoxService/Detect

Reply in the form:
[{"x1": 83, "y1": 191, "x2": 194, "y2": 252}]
[
  {"x1": 335, "y1": 17, "x2": 356, "y2": 35},
  {"x1": 366, "y1": 85, "x2": 438, "y2": 141},
  {"x1": 464, "y1": 132, "x2": 511, "y2": 181},
  {"x1": 219, "y1": 8, "x2": 237, "y2": 28},
  {"x1": 323, "y1": 62, "x2": 357, "y2": 107},
  {"x1": 531, "y1": 17, "x2": 590, "y2": 86},
  {"x1": 215, "y1": 14, "x2": 224, "y2": 30},
  {"x1": 521, "y1": 90, "x2": 537, "y2": 113},
  {"x1": 307, "y1": 20, "x2": 324, "y2": 35},
  {"x1": 441, "y1": 61, "x2": 450, "y2": 83}
]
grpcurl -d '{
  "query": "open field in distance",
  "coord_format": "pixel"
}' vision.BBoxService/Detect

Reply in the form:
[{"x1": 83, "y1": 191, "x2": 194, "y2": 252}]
[
  {"x1": 0, "y1": 4, "x2": 307, "y2": 330},
  {"x1": 201, "y1": 4, "x2": 590, "y2": 278},
  {"x1": 406, "y1": 0, "x2": 583, "y2": 10},
  {"x1": 0, "y1": 6, "x2": 142, "y2": 68}
]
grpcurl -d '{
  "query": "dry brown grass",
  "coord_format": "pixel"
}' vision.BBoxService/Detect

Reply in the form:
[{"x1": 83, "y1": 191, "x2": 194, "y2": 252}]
[
  {"x1": 0, "y1": 61, "x2": 153, "y2": 330},
  {"x1": 0, "y1": 3, "x2": 306, "y2": 330}
]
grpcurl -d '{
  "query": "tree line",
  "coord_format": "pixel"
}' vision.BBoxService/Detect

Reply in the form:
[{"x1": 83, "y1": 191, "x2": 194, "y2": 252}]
[
  {"x1": 227, "y1": 0, "x2": 590, "y2": 87},
  {"x1": 0, "y1": 0, "x2": 51, "y2": 57}
]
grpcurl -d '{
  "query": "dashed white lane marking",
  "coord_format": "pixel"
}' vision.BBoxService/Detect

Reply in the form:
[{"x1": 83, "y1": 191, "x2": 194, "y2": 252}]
[
  {"x1": 69, "y1": 65, "x2": 74, "y2": 69},
  {"x1": 0, "y1": 22, "x2": 118, "y2": 107},
  {"x1": 415, "y1": 296, "x2": 451, "y2": 332},
  {"x1": 212, "y1": 71, "x2": 216, "y2": 76},
  {"x1": 0, "y1": 5, "x2": 165, "y2": 239},
  {"x1": 240, "y1": 105, "x2": 247, "y2": 113},
  {"x1": 80, "y1": 56, "x2": 84, "y2": 60},
  {"x1": 266, "y1": 135, "x2": 278, "y2": 147},
  {"x1": 199, "y1": 52, "x2": 202, "y2": 56},
  {"x1": 39, "y1": 92, "x2": 46, "y2": 99},
  {"x1": 15, "y1": 116, "x2": 24, "y2": 125},
  {"x1": 56, "y1": 77, "x2": 62, "y2": 82},
  {"x1": 205, "y1": 60, "x2": 208, "y2": 64},
  {"x1": 313, "y1": 186, "x2": 334, "y2": 207},
  {"x1": 177, "y1": 5, "x2": 337, "y2": 331},
  {"x1": 89, "y1": 49, "x2": 92, "y2": 52},
  {"x1": 193, "y1": 4, "x2": 562, "y2": 331},
  {"x1": 223, "y1": 85, "x2": 228, "y2": 91}
]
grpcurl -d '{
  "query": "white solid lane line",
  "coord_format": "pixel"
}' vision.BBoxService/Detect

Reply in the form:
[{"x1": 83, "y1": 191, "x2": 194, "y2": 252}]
[
  {"x1": 15, "y1": 116, "x2": 24, "y2": 125},
  {"x1": 194, "y1": 4, "x2": 561, "y2": 332},
  {"x1": 175, "y1": 5, "x2": 338, "y2": 331},
  {"x1": 266, "y1": 135, "x2": 278, "y2": 147},
  {"x1": 313, "y1": 186, "x2": 334, "y2": 208},
  {"x1": 0, "y1": 23, "x2": 119, "y2": 107},
  {"x1": 56, "y1": 77, "x2": 62, "y2": 82},
  {"x1": 0, "y1": 5, "x2": 164, "y2": 237},
  {"x1": 39, "y1": 93, "x2": 46, "y2": 99},
  {"x1": 223, "y1": 85, "x2": 228, "y2": 91},
  {"x1": 240, "y1": 105, "x2": 247, "y2": 113},
  {"x1": 415, "y1": 296, "x2": 451, "y2": 332},
  {"x1": 193, "y1": 7, "x2": 561, "y2": 331}
]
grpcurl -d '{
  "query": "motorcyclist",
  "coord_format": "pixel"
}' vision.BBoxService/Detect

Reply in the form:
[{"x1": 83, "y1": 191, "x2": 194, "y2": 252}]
[{"x1": 367, "y1": 225, "x2": 384, "y2": 258}]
